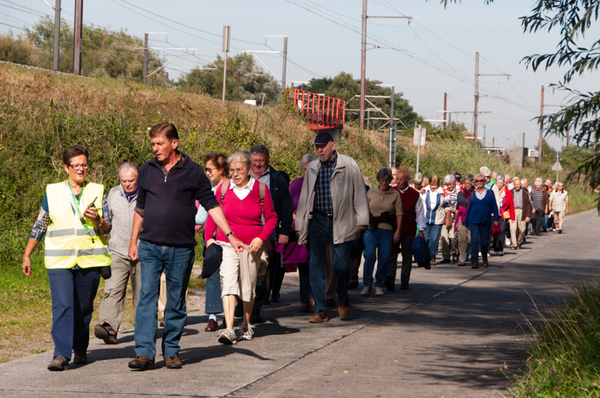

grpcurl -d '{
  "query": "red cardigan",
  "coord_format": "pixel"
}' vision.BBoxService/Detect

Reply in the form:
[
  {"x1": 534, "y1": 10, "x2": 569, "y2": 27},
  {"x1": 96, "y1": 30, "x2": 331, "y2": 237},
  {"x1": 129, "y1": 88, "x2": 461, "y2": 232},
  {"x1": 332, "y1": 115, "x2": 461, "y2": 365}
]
[
  {"x1": 499, "y1": 186, "x2": 516, "y2": 221},
  {"x1": 204, "y1": 181, "x2": 278, "y2": 244}
]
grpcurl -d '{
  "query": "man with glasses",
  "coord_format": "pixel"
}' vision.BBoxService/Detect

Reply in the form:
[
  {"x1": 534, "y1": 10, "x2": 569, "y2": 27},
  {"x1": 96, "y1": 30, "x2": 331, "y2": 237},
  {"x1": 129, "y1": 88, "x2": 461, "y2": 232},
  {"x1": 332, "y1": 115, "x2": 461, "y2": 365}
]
[{"x1": 249, "y1": 144, "x2": 293, "y2": 321}]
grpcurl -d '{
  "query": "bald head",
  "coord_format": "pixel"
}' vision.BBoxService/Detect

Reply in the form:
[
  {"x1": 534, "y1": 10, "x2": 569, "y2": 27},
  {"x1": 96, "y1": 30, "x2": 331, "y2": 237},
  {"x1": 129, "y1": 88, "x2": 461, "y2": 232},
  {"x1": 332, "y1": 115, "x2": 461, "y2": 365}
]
[{"x1": 397, "y1": 169, "x2": 410, "y2": 190}]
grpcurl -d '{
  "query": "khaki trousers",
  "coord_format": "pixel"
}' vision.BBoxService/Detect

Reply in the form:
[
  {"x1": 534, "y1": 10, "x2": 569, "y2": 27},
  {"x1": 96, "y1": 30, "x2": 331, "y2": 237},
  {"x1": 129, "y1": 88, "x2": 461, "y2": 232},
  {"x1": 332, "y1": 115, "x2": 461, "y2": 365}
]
[
  {"x1": 219, "y1": 241, "x2": 268, "y2": 303},
  {"x1": 97, "y1": 254, "x2": 141, "y2": 331},
  {"x1": 456, "y1": 219, "x2": 470, "y2": 264},
  {"x1": 441, "y1": 224, "x2": 456, "y2": 260},
  {"x1": 510, "y1": 209, "x2": 527, "y2": 246}
]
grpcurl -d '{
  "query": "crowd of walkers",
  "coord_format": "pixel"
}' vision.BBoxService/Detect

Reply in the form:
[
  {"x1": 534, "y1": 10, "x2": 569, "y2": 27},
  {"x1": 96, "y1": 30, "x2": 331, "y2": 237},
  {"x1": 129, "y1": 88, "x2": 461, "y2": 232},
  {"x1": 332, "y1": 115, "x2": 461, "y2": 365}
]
[{"x1": 21, "y1": 123, "x2": 569, "y2": 371}]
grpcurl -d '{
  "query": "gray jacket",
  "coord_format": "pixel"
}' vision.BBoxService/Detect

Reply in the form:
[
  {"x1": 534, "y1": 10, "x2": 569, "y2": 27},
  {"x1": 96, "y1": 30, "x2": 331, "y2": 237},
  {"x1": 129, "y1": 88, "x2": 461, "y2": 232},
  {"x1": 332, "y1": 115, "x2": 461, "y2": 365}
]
[
  {"x1": 295, "y1": 153, "x2": 370, "y2": 245},
  {"x1": 107, "y1": 185, "x2": 137, "y2": 260}
]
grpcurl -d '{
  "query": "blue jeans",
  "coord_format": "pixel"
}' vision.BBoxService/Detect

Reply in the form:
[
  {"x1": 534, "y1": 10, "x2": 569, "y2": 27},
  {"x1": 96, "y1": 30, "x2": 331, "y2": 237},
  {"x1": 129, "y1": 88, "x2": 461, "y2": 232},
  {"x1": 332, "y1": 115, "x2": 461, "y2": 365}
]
[
  {"x1": 424, "y1": 223, "x2": 443, "y2": 257},
  {"x1": 47, "y1": 267, "x2": 101, "y2": 358},
  {"x1": 469, "y1": 223, "x2": 491, "y2": 261},
  {"x1": 135, "y1": 240, "x2": 194, "y2": 359},
  {"x1": 309, "y1": 214, "x2": 352, "y2": 315},
  {"x1": 204, "y1": 271, "x2": 223, "y2": 314},
  {"x1": 362, "y1": 227, "x2": 393, "y2": 287}
]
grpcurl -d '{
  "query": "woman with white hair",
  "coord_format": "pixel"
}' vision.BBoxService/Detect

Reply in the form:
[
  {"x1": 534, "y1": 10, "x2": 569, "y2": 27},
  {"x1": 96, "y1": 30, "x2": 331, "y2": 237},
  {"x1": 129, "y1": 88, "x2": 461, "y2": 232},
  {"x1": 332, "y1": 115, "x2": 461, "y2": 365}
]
[
  {"x1": 204, "y1": 151, "x2": 277, "y2": 345},
  {"x1": 422, "y1": 175, "x2": 445, "y2": 265}
]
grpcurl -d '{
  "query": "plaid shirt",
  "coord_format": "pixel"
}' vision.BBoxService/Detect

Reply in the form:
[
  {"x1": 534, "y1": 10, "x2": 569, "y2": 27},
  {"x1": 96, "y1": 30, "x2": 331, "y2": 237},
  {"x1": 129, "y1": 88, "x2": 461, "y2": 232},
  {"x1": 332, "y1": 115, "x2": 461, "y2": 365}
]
[{"x1": 314, "y1": 151, "x2": 338, "y2": 215}]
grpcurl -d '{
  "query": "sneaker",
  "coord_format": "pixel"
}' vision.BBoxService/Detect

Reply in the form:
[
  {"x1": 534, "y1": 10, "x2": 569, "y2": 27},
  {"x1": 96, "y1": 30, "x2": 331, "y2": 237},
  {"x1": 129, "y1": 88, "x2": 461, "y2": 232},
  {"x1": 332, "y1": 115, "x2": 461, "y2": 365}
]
[
  {"x1": 374, "y1": 287, "x2": 384, "y2": 296},
  {"x1": 309, "y1": 311, "x2": 329, "y2": 323},
  {"x1": 239, "y1": 323, "x2": 254, "y2": 341},
  {"x1": 361, "y1": 286, "x2": 372, "y2": 296},
  {"x1": 48, "y1": 355, "x2": 69, "y2": 371},
  {"x1": 218, "y1": 328, "x2": 237, "y2": 345}
]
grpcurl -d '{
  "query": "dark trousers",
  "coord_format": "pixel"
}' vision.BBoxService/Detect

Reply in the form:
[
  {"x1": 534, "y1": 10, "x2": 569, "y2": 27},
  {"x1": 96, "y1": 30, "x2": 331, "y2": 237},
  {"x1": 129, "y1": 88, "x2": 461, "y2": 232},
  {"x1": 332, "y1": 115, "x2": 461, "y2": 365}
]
[
  {"x1": 269, "y1": 250, "x2": 285, "y2": 299},
  {"x1": 297, "y1": 262, "x2": 312, "y2": 304},
  {"x1": 309, "y1": 214, "x2": 352, "y2": 315},
  {"x1": 470, "y1": 223, "x2": 491, "y2": 262},
  {"x1": 531, "y1": 211, "x2": 543, "y2": 235},
  {"x1": 385, "y1": 235, "x2": 414, "y2": 288},
  {"x1": 492, "y1": 219, "x2": 509, "y2": 252},
  {"x1": 47, "y1": 267, "x2": 101, "y2": 358}
]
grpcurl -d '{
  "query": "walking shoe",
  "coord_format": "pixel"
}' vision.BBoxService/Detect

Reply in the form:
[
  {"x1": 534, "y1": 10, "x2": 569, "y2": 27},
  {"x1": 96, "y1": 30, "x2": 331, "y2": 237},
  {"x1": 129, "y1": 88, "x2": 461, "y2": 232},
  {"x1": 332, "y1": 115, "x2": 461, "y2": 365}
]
[
  {"x1": 471, "y1": 260, "x2": 479, "y2": 269},
  {"x1": 338, "y1": 299, "x2": 350, "y2": 319},
  {"x1": 271, "y1": 293, "x2": 280, "y2": 303},
  {"x1": 239, "y1": 323, "x2": 254, "y2": 341},
  {"x1": 94, "y1": 323, "x2": 118, "y2": 344},
  {"x1": 218, "y1": 328, "x2": 237, "y2": 345},
  {"x1": 511, "y1": 245, "x2": 518, "y2": 250},
  {"x1": 374, "y1": 287, "x2": 384, "y2": 296},
  {"x1": 128, "y1": 356, "x2": 155, "y2": 370},
  {"x1": 165, "y1": 356, "x2": 182, "y2": 369},
  {"x1": 558, "y1": 229, "x2": 562, "y2": 234},
  {"x1": 361, "y1": 286, "x2": 372, "y2": 296},
  {"x1": 309, "y1": 311, "x2": 329, "y2": 323},
  {"x1": 482, "y1": 258, "x2": 489, "y2": 267},
  {"x1": 299, "y1": 303, "x2": 311, "y2": 313},
  {"x1": 204, "y1": 319, "x2": 218, "y2": 332},
  {"x1": 430, "y1": 256, "x2": 437, "y2": 265},
  {"x1": 348, "y1": 280, "x2": 359, "y2": 290},
  {"x1": 384, "y1": 277, "x2": 395, "y2": 292},
  {"x1": 73, "y1": 352, "x2": 87, "y2": 365},
  {"x1": 440, "y1": 258, "x2": 451, "y2": 264},
  {"x1": 457, "y1": 262, "x2": 466, "y2": 266},
  {"x1": 47, "y1": 355, "x2": 69, "y2": 371}
]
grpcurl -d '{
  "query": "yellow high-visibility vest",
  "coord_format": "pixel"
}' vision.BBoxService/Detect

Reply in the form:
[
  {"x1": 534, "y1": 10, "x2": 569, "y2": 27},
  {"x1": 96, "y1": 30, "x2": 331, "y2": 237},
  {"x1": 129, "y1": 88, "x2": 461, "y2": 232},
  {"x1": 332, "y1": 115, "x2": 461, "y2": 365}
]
[{"x1": 44, "y1": 181, "x2": 111, "y2": 269}]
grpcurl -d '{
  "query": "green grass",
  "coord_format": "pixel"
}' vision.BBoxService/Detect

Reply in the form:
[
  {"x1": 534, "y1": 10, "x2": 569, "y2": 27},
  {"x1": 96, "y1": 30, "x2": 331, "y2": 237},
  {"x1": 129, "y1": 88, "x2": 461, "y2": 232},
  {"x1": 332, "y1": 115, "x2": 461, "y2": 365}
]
[{"x1": 511, "y1": 281, "x2": 600, "y2": 397}]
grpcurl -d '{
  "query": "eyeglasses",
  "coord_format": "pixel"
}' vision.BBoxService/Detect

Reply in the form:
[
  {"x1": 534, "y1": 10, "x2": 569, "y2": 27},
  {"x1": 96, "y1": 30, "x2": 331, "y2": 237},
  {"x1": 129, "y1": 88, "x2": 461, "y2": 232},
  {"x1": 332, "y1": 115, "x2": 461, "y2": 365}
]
[
  {"x1": 69, "y1": 164, "x2": 89, "y2": 170},
  {"x1": 251, "y1": 159, "x2": 267, "y2": 165},
  {"x1": 230, "y1": 168, "x2": 247, "y2": 175},
  {"x1": 205, "y1": 167, "x2": 214, "y2": 173},
  {"x1": 475, "y1": 179, "x2": 485, "y2": 183}
]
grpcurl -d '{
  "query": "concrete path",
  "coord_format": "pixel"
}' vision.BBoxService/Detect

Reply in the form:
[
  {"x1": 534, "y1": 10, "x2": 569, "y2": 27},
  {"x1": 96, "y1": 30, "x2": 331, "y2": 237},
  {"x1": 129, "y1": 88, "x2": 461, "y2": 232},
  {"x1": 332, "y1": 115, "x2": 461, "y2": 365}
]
[{"x1": 1, "y1": 210, "x2": 599, "y2": 397}]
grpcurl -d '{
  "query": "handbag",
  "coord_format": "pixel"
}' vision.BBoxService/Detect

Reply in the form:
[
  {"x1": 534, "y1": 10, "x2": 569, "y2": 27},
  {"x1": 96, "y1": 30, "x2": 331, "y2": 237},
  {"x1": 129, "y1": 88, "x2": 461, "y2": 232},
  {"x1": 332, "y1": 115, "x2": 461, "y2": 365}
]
[{"x1": 412, "y1": 235, "x2": 431, "y2": 270}]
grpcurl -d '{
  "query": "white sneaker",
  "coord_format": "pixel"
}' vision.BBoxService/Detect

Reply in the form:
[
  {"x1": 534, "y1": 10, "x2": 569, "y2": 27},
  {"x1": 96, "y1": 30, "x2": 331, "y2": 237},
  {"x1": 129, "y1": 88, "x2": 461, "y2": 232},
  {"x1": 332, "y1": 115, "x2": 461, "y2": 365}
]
[
  {"x1": 239, "y1": 323, "x2": 254, "y2": 341},
  {"x1": 374, "y1": 287, "x2": 384, "y2": 296},
  {"x1": 361, "y1": 286, "x2": 372, "y2": 296},
  {"x1": 218, "y1": 328, "x2": 237, "y2": 345}
]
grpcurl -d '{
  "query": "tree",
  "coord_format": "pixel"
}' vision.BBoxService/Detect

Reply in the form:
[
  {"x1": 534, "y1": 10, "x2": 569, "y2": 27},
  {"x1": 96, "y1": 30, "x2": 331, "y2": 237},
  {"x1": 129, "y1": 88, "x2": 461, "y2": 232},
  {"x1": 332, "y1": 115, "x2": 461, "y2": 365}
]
[{"x1": 177, "y1": 53, "x2": 281, "y2": 104}]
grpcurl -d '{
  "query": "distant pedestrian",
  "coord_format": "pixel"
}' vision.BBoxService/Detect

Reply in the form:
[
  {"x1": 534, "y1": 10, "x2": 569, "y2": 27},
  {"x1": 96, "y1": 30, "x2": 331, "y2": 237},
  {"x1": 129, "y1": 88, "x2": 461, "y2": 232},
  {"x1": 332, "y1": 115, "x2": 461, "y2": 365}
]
[
  {"x1": 491, "y1": 175, "x2": 514, "y2": 256},
  {"x1": 455, "y1": 174, "x2": 474, "y2": 266},
  {"x1": 510, "y1": 178, "x2": 531, "y2": 248},
  {"x1": 530, "y1": 178, "x2": 549, "y2": 236},
  {"x1": 550, "y1": 182, "x2": 568, "y2": 233},
  {"x1": 440, "y1": 174, "x2": 458, "y2": 264},
  {"x1": 465, "y1": 174, "x2": 500, "y2": 268},
  {"x1": 361, "y1": 167, "x2": 402, "y2": 297},
  {"x1": 95, "y1": 162, "x2": 140, "y2": 345},
  {"x1": 296, "y1": 132, "x2": 369, "y2": 323},
  {"x1": 422, "y1": 175, "x2": 445, "y2": 265}
]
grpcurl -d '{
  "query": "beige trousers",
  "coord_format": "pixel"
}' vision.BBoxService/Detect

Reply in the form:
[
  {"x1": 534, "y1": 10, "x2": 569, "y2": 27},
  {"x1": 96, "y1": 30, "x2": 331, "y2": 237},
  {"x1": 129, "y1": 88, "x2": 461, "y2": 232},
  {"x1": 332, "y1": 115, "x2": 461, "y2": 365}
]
[
  {"x1": 510, "y1": 209, "x2": 527, "y2": 246},
  {"x1": 219, "y1": 241, "x2": 268, "y2": 303},
  {"x1": 456, "y1": 219, "x2": 470, "y2": 264}
]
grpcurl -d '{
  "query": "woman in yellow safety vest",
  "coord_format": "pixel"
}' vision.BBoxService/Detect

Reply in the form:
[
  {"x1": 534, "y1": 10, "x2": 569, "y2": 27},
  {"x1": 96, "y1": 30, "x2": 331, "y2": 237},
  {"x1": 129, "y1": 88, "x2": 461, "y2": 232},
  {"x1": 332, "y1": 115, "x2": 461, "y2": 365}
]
[{"x1": 22, "y1": 145, "x2": 111, "y2": 371}]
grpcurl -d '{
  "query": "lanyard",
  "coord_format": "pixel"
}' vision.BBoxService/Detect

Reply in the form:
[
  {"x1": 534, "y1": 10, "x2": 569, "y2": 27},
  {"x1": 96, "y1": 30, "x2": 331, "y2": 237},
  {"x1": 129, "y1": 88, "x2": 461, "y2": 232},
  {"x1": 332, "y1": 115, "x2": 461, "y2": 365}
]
[{"x1": 65, "y1": 181, "x2": 94, "y2": 243}]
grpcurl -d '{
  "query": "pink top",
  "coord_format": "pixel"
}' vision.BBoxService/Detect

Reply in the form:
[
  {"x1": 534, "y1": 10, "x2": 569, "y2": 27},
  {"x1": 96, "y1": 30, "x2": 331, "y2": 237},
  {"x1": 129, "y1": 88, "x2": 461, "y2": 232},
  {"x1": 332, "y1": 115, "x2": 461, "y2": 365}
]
[{"x1": 204, "y1": 181, "x2": 278, "y2": 245}]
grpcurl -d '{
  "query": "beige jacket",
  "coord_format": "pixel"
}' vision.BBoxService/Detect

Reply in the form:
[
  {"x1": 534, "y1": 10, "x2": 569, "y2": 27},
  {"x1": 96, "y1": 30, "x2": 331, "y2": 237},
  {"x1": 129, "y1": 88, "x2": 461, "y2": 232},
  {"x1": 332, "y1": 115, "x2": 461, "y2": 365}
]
[{"x1": 295, "y1": 153, "x2": 370, "y2": 245}]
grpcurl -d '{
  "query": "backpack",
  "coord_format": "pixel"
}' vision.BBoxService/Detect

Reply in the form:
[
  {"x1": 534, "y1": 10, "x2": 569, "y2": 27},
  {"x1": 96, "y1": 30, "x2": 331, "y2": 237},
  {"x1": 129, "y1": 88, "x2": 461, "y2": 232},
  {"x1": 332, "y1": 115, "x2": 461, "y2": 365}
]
[{"x1": 220, "y1": 180, "x2": 266, "y2": 219}]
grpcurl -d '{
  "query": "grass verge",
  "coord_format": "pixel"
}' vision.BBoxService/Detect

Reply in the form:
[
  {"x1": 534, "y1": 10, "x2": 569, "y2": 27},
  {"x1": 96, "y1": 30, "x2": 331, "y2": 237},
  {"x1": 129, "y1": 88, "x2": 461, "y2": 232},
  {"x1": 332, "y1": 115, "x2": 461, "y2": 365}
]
[{"x1": 511, "y1": 281, "x2": 600, "y2": 397}]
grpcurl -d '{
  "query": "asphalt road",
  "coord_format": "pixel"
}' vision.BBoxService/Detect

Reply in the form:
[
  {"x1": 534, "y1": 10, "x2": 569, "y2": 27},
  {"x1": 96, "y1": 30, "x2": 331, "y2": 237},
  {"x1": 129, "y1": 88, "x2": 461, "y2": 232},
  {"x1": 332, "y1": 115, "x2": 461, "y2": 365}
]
[{"x1": 1, "y1": 210, "x2": 598, "y2": 398}]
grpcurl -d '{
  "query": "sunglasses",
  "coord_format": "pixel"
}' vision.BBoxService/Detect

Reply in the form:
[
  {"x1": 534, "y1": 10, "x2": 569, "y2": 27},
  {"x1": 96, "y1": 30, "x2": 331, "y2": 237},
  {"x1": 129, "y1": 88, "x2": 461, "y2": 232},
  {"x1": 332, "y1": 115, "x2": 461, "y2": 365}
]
[{"x1": 475, "y1": 179, "x2": 485, "y2": 182}]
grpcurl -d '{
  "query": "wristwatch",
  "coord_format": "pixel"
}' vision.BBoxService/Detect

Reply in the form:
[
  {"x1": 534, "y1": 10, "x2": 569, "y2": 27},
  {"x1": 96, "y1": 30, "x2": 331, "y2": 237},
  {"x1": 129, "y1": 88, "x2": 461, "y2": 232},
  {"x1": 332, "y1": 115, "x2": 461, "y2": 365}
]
[{"x1": 226, "y1": 231, "x2": 235, "y2": 238}]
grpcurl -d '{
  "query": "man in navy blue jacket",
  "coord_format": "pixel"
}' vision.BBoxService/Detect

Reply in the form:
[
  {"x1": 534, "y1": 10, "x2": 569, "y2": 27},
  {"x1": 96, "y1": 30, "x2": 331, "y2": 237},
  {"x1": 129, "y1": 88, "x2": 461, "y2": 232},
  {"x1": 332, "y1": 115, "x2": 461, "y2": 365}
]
[
  {"x1": 250, "y1": 144, "x2": 293, "y2": 321},
  {"x1": 127, "y1": 123, "x2": 245, "y2": 371}
]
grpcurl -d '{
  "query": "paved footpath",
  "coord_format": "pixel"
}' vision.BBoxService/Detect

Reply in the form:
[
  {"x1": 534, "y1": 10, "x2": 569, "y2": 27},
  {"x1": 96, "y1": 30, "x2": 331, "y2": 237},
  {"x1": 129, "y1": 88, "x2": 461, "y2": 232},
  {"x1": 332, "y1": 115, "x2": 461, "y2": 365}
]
[{"x1": 1, "y1": 210, "x2": 599, "y2": 398}]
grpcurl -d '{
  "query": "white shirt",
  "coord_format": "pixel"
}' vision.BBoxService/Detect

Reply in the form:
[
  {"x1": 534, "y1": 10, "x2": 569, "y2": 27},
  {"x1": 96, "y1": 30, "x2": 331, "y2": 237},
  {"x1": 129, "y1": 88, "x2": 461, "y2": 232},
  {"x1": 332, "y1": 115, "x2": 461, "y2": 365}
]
[{"x1": 230, "y1": 176, "x2": 256, "y2": 200}]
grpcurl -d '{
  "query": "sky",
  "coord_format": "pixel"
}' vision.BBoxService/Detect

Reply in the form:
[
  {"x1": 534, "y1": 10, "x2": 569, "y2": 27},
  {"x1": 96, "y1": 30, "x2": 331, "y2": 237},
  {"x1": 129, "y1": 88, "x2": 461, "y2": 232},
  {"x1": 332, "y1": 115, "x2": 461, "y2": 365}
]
[{"x1": 2, "y1": 0, "x2": 598, "y2": 151}]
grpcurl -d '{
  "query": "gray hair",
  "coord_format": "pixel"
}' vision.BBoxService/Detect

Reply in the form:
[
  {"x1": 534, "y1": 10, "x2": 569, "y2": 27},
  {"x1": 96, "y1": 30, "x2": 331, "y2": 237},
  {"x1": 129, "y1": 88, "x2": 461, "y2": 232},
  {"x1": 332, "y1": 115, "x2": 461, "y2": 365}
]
[
  {"x1": 442, "y1": 174, "x2": 456, "y2": 185},
  {"x1": 535, "y1": 177, "x2": 543, "y2": 185},
  {"x1": 513, "y1": 177, "x2": 521, "y2": 184},
  {"x1": 504, "y1": 173, "x2": 512, "y2": 180},
  {"x1": 463, "y1": 173, "x2": 474, "y2": 183},
  {"x1": 376, "y1": 167, "x2": 393, "y2": 182},
  {"x1": 228, "y1": 151, "x2": 251, "y2": 171},
  {"x1": 480, "y1": 166, "x2": 491, "y2": 176},
  {"x1": 250, "y1": 144, "x2": 270, "y2": 161},
  {"x1": 299, "y1": 154, "x2": 316, "y2": 171},
  {"x1": 117, "y1": 161, "x2": 139, "y2": 178},
  {"x1": 491, "y1": 171, "x2": 498, "y2": 179},
  {"x1": 413, "y1": 172, "x2": 423, "y2": 184},
  {"x1": 496, "y1": 174, "x2": 505, "y2": 183},
  {"x1": 474, "y1": 173, "x2": 485, "y2": 182}
]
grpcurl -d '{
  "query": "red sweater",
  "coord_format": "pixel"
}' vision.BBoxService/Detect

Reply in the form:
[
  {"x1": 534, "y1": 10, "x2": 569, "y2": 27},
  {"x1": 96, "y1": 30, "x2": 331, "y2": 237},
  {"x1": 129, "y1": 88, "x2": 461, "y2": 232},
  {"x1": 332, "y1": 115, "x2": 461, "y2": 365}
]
[
  {"x1": 499, "y1": 186, "x2": 516, "y2": 221},
  {"x1": 204, "y1": 181, "x2": 278, "y2": 244}
]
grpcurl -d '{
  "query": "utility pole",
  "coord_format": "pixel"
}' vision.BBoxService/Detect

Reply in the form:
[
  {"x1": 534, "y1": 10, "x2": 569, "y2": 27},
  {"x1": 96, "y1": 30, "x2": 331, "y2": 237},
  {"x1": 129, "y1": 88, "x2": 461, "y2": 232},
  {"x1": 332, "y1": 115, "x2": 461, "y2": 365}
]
[
  {"x1": 473, "y1": 52, "x2": 479, "y2": 146},
  {"x1": 282, "y1": 36, "x2": 288, "y2": 90},
  {"x1": 539, "y1": 85, "x2": 544, "y2": 162},
  {"x1": 143, "y1": 33, "x2": 148, "y2": 84},
  {"x1": 53, "y1": 0, "x2": 61, "y2": 71},
  {"x1": 222, "y1": 25, "x2": 231, "y2": 103},
  {"x1": 482, "y1": 124, "x2": 486, "y2": 149},
  {"x1": 522, "y1": 132, "x2": 526, "y2": 149},
  {"x1": 443, "y1": 92, "x2": 447, "y2": 131},
  {"x1": 360, "y1": 0, "x2": 367, "y2": 130},
  {"x1": 73, "y1": 0, "x2": 83, "y2": 75}
]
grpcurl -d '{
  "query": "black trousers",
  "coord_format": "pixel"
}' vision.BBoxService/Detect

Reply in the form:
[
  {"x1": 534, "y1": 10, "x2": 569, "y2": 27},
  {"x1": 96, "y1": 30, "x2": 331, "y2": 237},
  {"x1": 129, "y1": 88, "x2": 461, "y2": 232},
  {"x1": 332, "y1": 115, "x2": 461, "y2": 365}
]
[
  {"x1": 531, "y1": 211, "x2": 544, "y2": 235},
  {"x1": 386, "y1": 235, "x2": 415, "y2": 288}
]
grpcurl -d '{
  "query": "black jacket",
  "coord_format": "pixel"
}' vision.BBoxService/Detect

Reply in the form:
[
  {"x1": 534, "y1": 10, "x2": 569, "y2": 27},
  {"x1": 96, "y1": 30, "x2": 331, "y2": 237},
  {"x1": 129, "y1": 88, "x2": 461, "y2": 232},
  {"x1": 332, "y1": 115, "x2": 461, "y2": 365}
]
[
  {"x1": 136, "y1": 152, "x2": 218, "y2": 247},
  {"x1": 268, "y1": 166, "x2": 294, "y2": 238}
]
